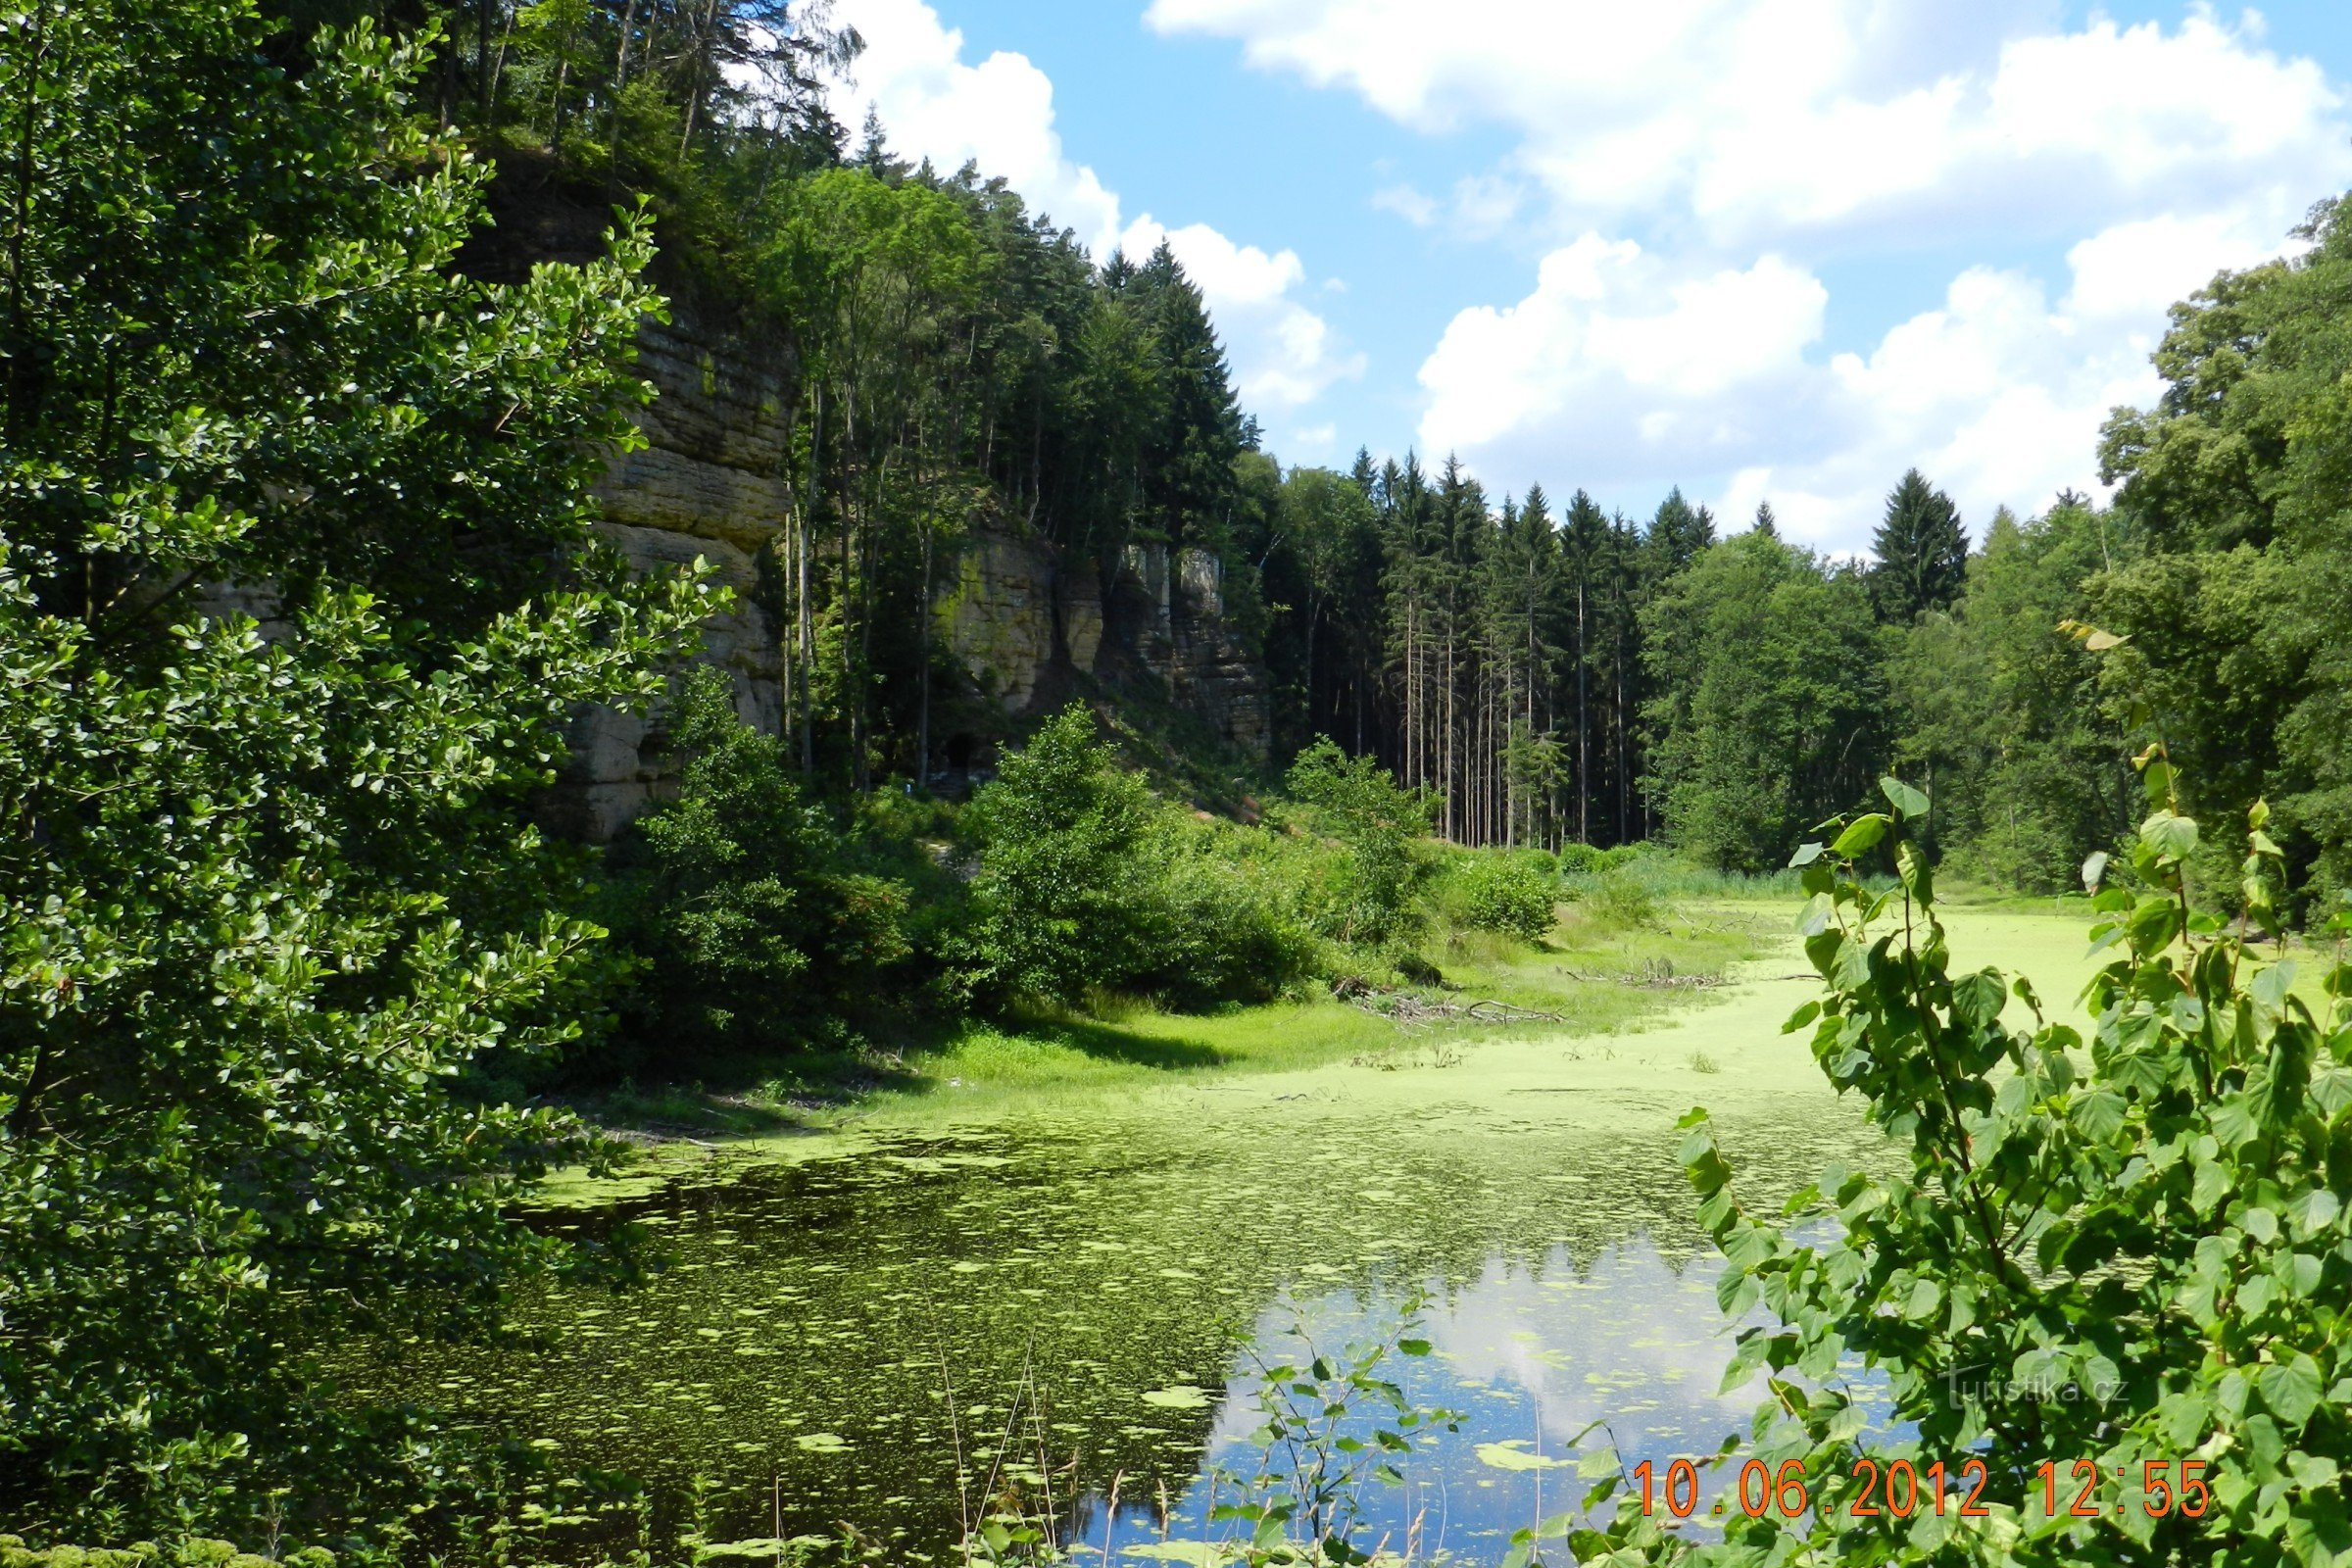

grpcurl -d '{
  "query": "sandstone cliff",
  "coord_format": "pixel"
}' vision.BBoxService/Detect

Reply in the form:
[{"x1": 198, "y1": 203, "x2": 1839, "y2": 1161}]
[{"x1": 544, "y1": 302, "x2": 1272, "y2": 840}]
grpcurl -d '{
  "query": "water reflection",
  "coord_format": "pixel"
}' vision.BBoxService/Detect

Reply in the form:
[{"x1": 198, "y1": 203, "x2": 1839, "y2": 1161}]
[
  {"x1": 1096, "y1": 1242, "x2": 1768, "y2": 1563},
  {"x1": 366, "y1": 1085, "x2": 1866, "y2": 1565}
]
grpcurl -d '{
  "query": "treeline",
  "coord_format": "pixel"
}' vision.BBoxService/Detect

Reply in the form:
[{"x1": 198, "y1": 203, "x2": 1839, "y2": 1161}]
[{"x1": 235, "y1": 0, "x2": 2352, "y2": 924}]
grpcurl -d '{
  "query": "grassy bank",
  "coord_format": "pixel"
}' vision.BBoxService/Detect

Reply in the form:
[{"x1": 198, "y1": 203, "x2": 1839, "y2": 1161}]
[{"x1": 564, "y1": 892, "x2": 1785, "y2": 1148}]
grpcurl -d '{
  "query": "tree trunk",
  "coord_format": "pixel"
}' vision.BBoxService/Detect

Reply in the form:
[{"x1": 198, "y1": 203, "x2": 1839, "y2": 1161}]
[{"x1": 477, "y1": 0, "x2": 493, "y2": 123}]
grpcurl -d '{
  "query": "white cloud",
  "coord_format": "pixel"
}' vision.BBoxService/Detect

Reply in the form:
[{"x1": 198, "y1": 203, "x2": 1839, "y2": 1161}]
[
  {"x1": 829, "y1": 0, "x2": 1125, "y2": 251},
  {"x1": 2062, "y1": 210, "x2": 2288, "y2": 320},
  {"x1": 1287, "y1": 420, "x2": 1340, "y2": 456},
  {"x1": 1152, "y1": 0, "x2": 2348, "y2": 548},
  {"x1": 1116, "y1": 219, "x2": 1369, "y2": 410},
  {"x1": 1416, "y1": 235, "x2": 1828, "y2": 466},
  {"x1": 1417, "y1": 236, "x2": 2203, "y2": 553},
  {"x1": 1371, "y1": 182, "x2": 1439, "y2": 225},
  {"x1": 1146, "y1": 1, "x2": 2352, "y2": 250},
  {"x1": 829, "y1": 0, "x2": 1361, "y2": 415}
]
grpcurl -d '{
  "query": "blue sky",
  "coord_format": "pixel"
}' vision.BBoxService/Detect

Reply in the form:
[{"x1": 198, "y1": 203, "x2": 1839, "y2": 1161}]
[{"x1": 827, "y1": 1, "x2": 2352, "y2": 553}]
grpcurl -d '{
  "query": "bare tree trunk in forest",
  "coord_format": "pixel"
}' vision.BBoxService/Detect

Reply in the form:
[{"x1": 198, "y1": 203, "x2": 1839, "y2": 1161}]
[
  {"x1": 678, "y1": 0, "x2": 724, "y2": 156},
  {"x1": 476, "y1": 0, "x2": 493, "y2": 122},
  {"x1": 1403, "y1": 601, "x2": 1418, "y2": 791},
  {"x1": 1303, "y1": 595, "x2": 1318, "y2": 740},
  {"x1": 1352, "y1": 662, "x2": 1364, "y2": 755},
  {"x1": 799, "y1": 384, "x2": 822, "y2": 774},
  {"x1": 608, "y1": 0, "x2": 646, "y2": 186},
  {"x1": 840, "y1": 385, "x2": 861, "y2": 790},
  {"x1": 1442, "y1": 637, "x2": 1455, "y2": 842},
  {"x1": 918, "y1": 521, "x2": 933, "y2": 788},
  {"x1": 1575, "y1": 582, "x2": 1589, "y2": 843},
  {"x1": 1523, "y1": 640, "x2": 1536, "y2": 848},
  {"x1": 785, "y1": 514, "x2": 804, "y2": 752},
  {"x1": 1617, "y1": 651, "x2": 1630, "y2": 844},
  {"x1": 490, "y1": 9, "x2": 515, "y2": 125}
]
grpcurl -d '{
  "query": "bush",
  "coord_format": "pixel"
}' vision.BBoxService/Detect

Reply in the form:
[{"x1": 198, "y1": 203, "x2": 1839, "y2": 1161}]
[
  {"x1": 1554, "y1": 841, "x2": 1609, "y2": 878},
  {"x1": 1133, "y1": 821, "x2": 1327, "y2": 1008},
  {"x1": 1285, "y1": 738, "x2": 1431, "y2": 945},
  {"x1": 964, "y1": 706, "x2": 1156, "y2": 1004},
  {"x1": 1585, "y1": 866, "x2": 1662, "y2": 927},
  {"x1": 1567, "y1": 766, "x2": 2352, "y2": 1567},
  {"x1": 605, "y1": 667, "x2": 916, "y2": 1054},
  {"x1": 1441, "y1": 851, "x2": 1558, "y2": 942}
]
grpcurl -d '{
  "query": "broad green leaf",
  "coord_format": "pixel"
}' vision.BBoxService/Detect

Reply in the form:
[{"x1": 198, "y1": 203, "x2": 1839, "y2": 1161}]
[
  {"x1": 2140, "y1": 809, "x2": 2199, "y2": 861},
  {"x1": 1832, "y1": 813, "x2": 1890, "y2": 857},
  {"x1": 2259, "y1": 1355, "x2": 2324, "y2": 1429},
  {"x1": 1880, "y1": 776, "x2": 1931, "y2": 820}
]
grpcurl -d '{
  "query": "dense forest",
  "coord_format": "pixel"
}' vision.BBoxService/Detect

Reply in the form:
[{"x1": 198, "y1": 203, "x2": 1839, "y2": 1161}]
[
  {"x1": 8, "y1": 0, "x2": 2352, "y2": 1557},
  {"x1": 234, "y1": 0, "x2": 2341, "y2": 905}
]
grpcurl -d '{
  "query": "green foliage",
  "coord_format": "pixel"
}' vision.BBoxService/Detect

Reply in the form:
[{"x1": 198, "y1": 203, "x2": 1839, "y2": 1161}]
[
  {"x1": 1642, "y1": 532, "x2": 1886, "y2": 871},
  {"x1": 961, "y1": 710, "x2": 1331, "y2": 1011},
  {"x1": 965, "y1": 707, "x2": 1157, "y2": 1004},
  {"x1": 0, "y1": 4, "x2": 707, "y2": 1536},
  {"x1": 1871, "y1": 468, "x2": 1969, "y2": 622},
  {"x1": 1555, "y1": 842, "x2": 1609, "y2": 878},
  {"x1": 1285, "y1": 738, "x2": 1432, "y2": 946},
  {"x1": 2097, "y1": 191, "x2": 2352, "y2": 902},
  {"x1": 606, "y1": 667, "x2": 917, "y2": 1054},
  {"x1": 1439, "y1": 851, "x2": 1559, "y2": 942},
  {"x1": 1570, "y1": 760, "x2": 2352, "y2": 1566},
  {"x1": 1128, "y1": 816, "x2": 1327, "y2": 1009},
  {"x1": 1887, "y1": 500, "x2": 2136, "y2": 890},
  {"x1": 1584, "y1": 867, "x2": 1663, "y2": 929},
  {"x1": 0, "y1": 1542, "x2": 327, "y2": 1568},
  {"x1": 1205, "y1": 1309, "x2": 1461, "y2": 1567},
  {"x1": 1643, "y1": 486, "x2": 1718, "y2": 578}
]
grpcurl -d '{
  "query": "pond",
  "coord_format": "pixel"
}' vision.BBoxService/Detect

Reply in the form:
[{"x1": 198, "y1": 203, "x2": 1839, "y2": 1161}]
[{"x1": 378, "y1": 909, "x2": 2091, "y2": 1563}]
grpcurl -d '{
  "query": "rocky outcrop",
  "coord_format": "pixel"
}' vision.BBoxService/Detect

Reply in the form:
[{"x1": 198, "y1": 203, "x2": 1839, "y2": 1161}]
[
  {"x1": 1098, "y1": 543, "x2": 1269, "y2": 754},
  {"x1": 939, "y1": 529, "x2": 1102, "y2": 712},
  {"x1": 541, "y1": 309, "x2": 794, "y2": 842},
  {"x1": 938, "y1": 533, "x2": 1269, "y2": 758},
  {"x1": 1166, "y1": 548, "x2": 1271, "y2": 757},
  {"x1": 545, "y1": 305, "x2": 1273, "y2": 839}
]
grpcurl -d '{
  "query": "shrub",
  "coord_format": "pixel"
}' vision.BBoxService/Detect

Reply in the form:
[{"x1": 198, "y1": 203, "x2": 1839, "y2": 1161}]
[
  {"x1": 1563, "y1": 764, "x2": 2352, "y2": 1567},
  {"x1": 1442, "y1": 851, "x2": 1558, "y2": 942},
  {"x1": 1555, "y1": 842, "x2": 1609, "y2": 878},
  {"x1": 1285, "y1": 738, "x2": 1431, "y2": 945},
  {"x1": 605, "y1": 667, "x2": 916, "y2": 1054},
  {"x1": 1134, "y1": 824, "x2": 1327, "y2": 1008},
  {"x1": 1586, "y1": 866, "x2": 1662, "y2": 927},
  {"x1": 964, "y1": 706, "x2": 1155, "y2": 1004}
]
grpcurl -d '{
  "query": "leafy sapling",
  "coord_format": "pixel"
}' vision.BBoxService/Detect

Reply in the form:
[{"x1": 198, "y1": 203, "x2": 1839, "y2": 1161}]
[{"x1": 1566, "y1": 744, "x2": 2352, "y2": 1566}]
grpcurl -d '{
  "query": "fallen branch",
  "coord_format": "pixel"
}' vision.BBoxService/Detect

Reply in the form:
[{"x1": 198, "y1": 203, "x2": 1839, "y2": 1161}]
[
  {"x1": 1551, "y1": 959, "x2": 1729, "y2": 991},
  {"x1": 1333, "y1": 978, "x2": 1563, "y2": 1028}
]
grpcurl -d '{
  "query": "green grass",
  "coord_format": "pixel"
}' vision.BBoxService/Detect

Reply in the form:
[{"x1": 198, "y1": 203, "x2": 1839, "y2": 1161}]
[{"x1": 574, "y1": 893, "x2": 1788, "y2": 1139}]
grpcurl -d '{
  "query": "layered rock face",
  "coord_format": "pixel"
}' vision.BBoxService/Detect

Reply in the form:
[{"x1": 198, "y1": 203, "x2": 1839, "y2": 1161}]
[
  {"x1": 937, "y1": 537, "x2": 1269, "y2": 757},
  {"x1": 545, "y1": 305, "x2": 1272, "y2": 840},
  {"x1": 543, "y1": 309, "x2": 794, "y2": 841},
  {"x1": 1163, "y1": 547, "x2": 1271, "y2": 757}
]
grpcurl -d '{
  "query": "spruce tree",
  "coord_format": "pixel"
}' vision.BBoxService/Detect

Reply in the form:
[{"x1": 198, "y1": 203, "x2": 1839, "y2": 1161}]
[
  {"x1": 1643, "y1": 486, "x2": 1716, "y2": 577},
  {"x1": 1872, "y1": 467, "x2": 1968, "y2": 621},
  {"x1": 1132, "y1": 241, "x2": 1244, "y2": 548},
  {"x1": 1752, "y1": 499, "x2": 1780, "y2": 539}
]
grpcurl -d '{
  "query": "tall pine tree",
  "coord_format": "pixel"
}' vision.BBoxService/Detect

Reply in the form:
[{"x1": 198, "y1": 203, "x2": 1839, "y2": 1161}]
[
  {"x1": 1871, "y1": 468, "x2": 1968, "y2": 621},
  {"x1": 1643, "y1": 486, "x2": 1716, "y2": 577}
]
